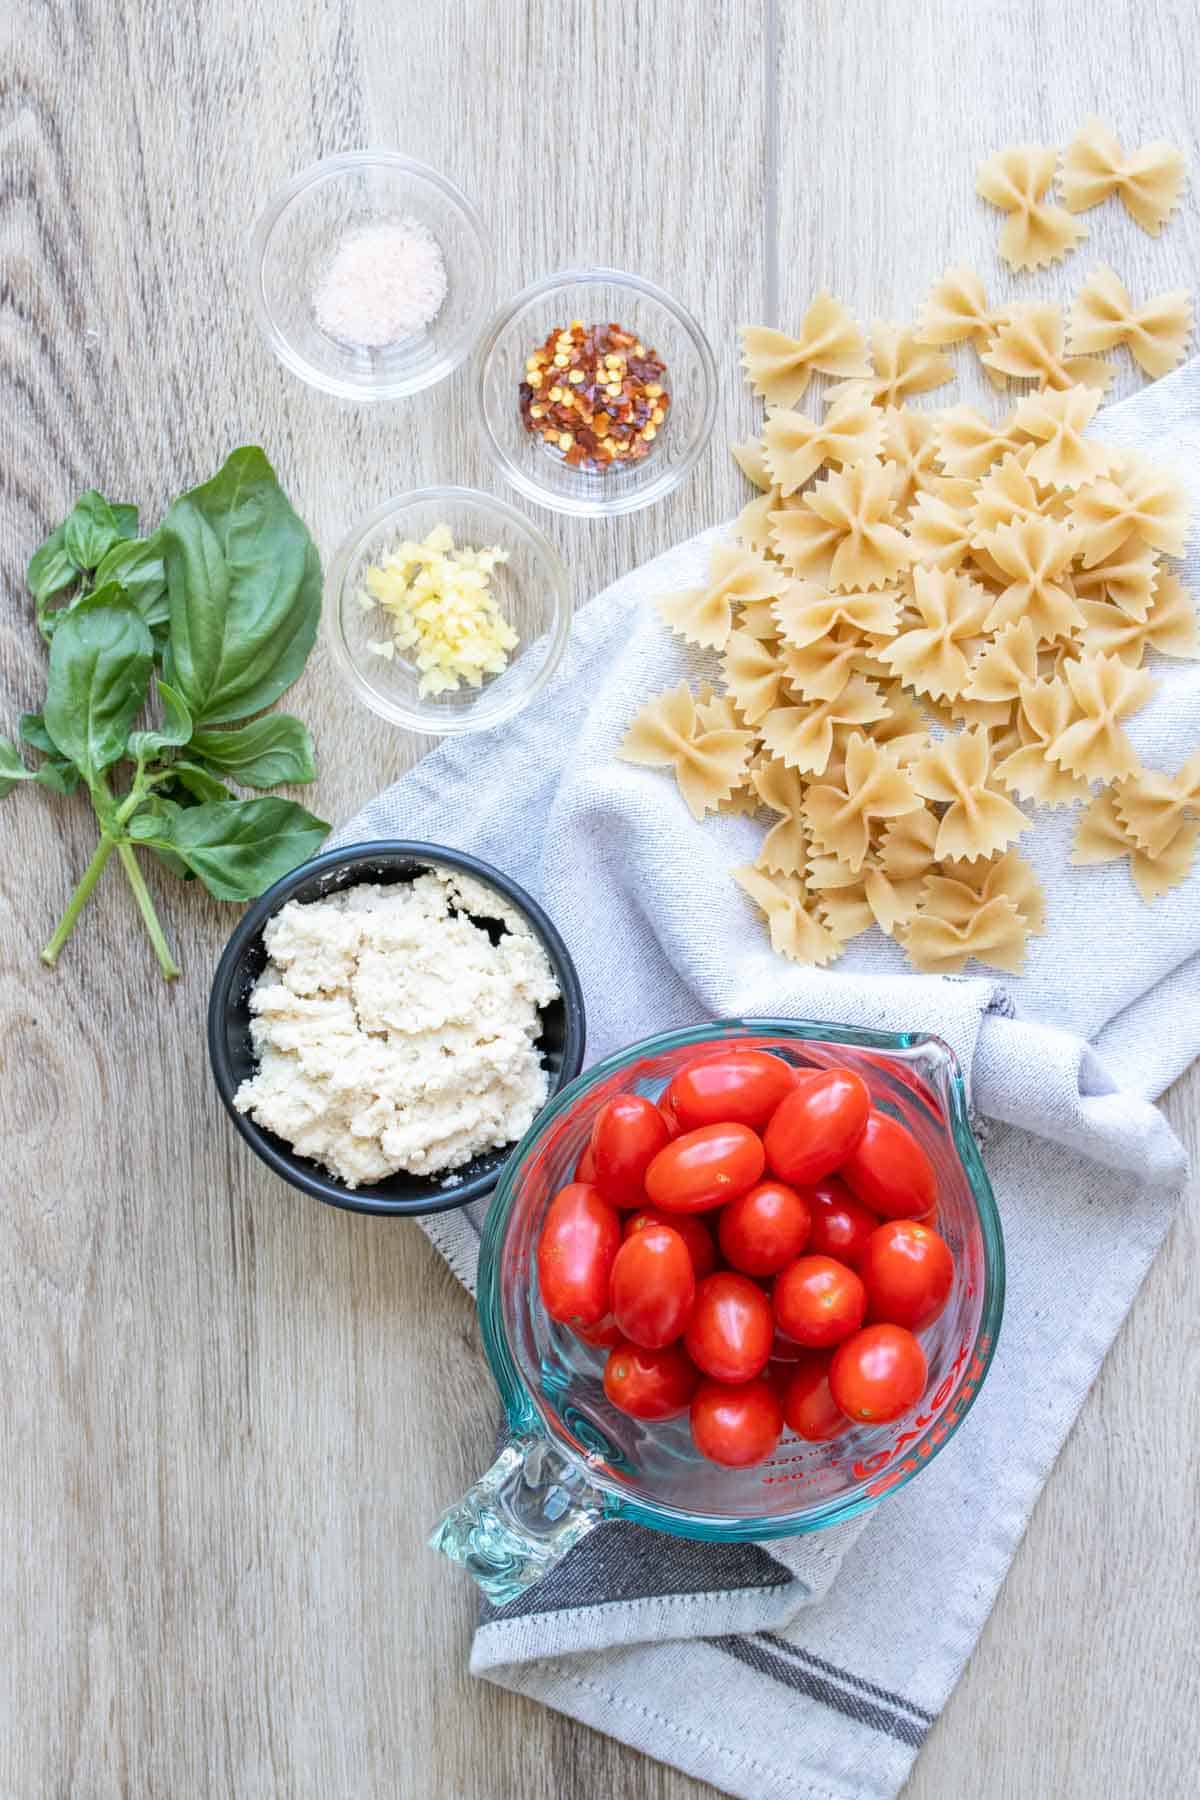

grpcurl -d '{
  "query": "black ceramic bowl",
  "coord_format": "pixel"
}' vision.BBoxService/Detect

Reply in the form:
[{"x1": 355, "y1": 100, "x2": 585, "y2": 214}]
[{"x1": 207, "y1": 841, "x2": 587, "y2": 1217}]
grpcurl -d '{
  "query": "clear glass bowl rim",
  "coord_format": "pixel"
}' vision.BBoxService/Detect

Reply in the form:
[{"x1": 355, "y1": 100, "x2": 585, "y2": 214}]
[
  {"x1": 248, "y1": 149, "x2": 495, "y2": 401},
  {"x1": 473, "y1": 265, "x2": 719, "y2": 517},
  {"x1": 478, "y1": 1016, "x2": 1005, "y2": 1542},
  {"x1": 324, "y1": 483, "x2": 573, "y2": 735}
]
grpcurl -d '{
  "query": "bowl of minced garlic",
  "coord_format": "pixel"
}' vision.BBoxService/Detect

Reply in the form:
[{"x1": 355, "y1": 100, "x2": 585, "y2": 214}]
[
  {"x1": 208, "y1": 842, "x2": 586, "y2": 1216},
  {"x1": 326, "y1": 485, "x2": 571, "y2": 734}
]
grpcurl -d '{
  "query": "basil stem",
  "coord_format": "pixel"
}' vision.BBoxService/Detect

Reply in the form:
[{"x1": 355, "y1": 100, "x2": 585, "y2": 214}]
[
  {"x1": 40, "y1": 835, "x2": 118, "y2": 967},
  {"x1": 115, "y1": 841, "x2": 180, "y2": 980}
]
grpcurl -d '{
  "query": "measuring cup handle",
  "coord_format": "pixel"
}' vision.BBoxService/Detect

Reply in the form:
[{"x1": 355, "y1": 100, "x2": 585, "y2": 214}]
[{"x1": 429, "y1": 1436, "x2": 606, "y2": 1606}]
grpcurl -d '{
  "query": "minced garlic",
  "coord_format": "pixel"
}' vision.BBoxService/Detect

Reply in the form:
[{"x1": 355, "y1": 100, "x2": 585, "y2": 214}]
[{"x1": 358, "y1": 524, "x2": 518, "y2": 697}]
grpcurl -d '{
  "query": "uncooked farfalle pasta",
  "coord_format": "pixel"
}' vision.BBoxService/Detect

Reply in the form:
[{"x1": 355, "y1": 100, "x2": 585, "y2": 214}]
[
  {"x1": 1060, "y1": 118, "x2": 1188, "y2": 236},
  {"x1": 975, "y1": 144, "x2": 1087, "y2": 272},
  {"x1": 980, "y1": 302, "x2": 1112, "y2": 392},
  {"x1": 658, "y1": 542, "x2": 787, "y2": 653},
  {"x1": 976, "y1": 121, "x2": 1187, "y2": 269},
  {"x1": 617, "y1": 258, "x2": 1199, "y2": 976},
  {"x1": 1067, "y1": 265, "x2": 1193, "y2": 379},
  {"x1": 741, "y1": 293, "x2": 871, "y2": 407},
  {"x1": 826, "y1": 324, "x2": 954, "y2": 409}
]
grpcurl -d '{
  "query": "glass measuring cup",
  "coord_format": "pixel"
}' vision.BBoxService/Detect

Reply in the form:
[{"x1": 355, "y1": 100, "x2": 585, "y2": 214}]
[{"x1": 431, "y1": 1020, "x2": 1004, "y2": 1605}]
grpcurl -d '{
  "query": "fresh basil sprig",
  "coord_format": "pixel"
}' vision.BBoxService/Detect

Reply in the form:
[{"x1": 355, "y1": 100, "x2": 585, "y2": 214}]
[{"x1": 2, "y1": 447, "x2": 330, "y2": 979}]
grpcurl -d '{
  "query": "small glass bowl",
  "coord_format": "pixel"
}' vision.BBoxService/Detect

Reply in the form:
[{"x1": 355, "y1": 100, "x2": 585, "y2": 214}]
[
  {"x1": 475, "y1": 268, "x2": 718, "y2": 517},
  {"x1": 249, "y1": 151, "x2": 493, "y2": 401},
  {"x1": 325, "y1": 486, "x2": 572, "y2": 735}
]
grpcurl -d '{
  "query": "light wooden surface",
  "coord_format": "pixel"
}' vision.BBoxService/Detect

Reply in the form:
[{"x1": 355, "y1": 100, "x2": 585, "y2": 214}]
[{"x1": 1, "y1": 1, "x2": 1197, "y2": 1796}]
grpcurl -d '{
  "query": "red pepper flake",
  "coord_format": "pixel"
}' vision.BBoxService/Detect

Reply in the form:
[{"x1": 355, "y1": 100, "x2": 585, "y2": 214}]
[{"x1": 519, "y1": 321, "x2": 671, "y2": 472}]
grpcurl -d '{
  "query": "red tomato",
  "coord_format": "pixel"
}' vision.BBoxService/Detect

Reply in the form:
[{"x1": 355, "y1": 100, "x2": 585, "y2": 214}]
[
  {"x1": 718, "y1": 1181, "x2": 812, "y2": 1277},
  {"x1": 769, "y1": 1330, "x2": 804, "y2": 1363},
  {"x1": 590, "y1": 1093, "x2": 671, "y2": 1207},
  {"x1": 830, "y1": 1324, "x2": 927, "y2": 1424},
  {"x1": 773, "y1": 1255, "x2": 867, "y2": 1349},
  {"x1": 536, "y1": 1184, "x2": 622, "y2": 1329},
  {"x1": 805, "y1": 1177, "x2": 879, "y2": 1267},
  {"x1": 575, "y1": 1142, "x2": 597, "y2": 1183},
  {"x1": 683, "y1": 1272, "x2": 773, "y2": 1383},
  {"x1": 624, "y1": 1209, "x2": 717, "y2": 1278},
  {"x1": 658, "y1": 1096, "x2": 684, "y2": 1139},
  {"x1": 764, "y1": 1358, "x2": 794, "y2": 1403},
  {"x1": 690, "y1": 1378, "x2": 783, "y2": 1467},
  {"x1": 666, "y1": 1050, "x2": 798, "y2": 1133},
  {"x1": 780, "y1": 1350, "x2": 847, "y2": 1442},
  {"x1": 573, "y1": 1313, "x2": 624, "y2": 1349},
  {"x1": 603, "y1": 1340, "x2": 699, "y2": 1420},
  {"x1": 859, "y1": 1220, "x2": 954, "y2": 1331},
  {"x1": 610, "y1": 1224, "x2": 696, "y2": 1349},
  {"x1": 644, "y1": 1123, "x2": 766, "y2": 1213},
  {"x1": 763, "y1": 1068, "x2": 870, "y2": 1186},
  {"x1": 840, "y1": 1110, "x2": 937, "y2": 1219}
]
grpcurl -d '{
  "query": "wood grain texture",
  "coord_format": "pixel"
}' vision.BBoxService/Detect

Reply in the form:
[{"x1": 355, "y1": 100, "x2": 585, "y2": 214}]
[
  {"x1": 774, "y1": 5, "x2": 1200, "y2": 1798},
  {"x1": 0, "y1": 0, "x2": 1195, "y2": 1796},
  {"x1": 0, "y1": 1, "x2": 755, "y2": 1796}
]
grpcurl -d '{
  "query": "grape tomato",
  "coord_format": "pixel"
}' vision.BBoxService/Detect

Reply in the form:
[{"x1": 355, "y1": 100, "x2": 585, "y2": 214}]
[
  {"x1": 804, "y1": 1177, "x2": 879, "y2": 1266},
  {"x1": 684, "y1": 1271, "x2": 773, "y2": 1383},
  {"x1": 644, "y1": 1122, "x2": 766, "y2": 1213},
  {"x1": 690, "y1": 1377, "x2": 783, "y2": 1468},
  {"x1": 717, "y1": 1181, "x2": 812, "y2": 1277},
  {"x1": 610, "y1": 1224, "x2": 696, "y2": 1349},
  {"x1": 830, "y1": 1324, "x2": 927, "y2": 1424},
  {"x1": 536, "y1": 1184, "x2": 621, "y2": 1329},
  {"x1": 780, "y1": 1350, "x2": 847, "y2": 1443},
  {"x1": 604, "y1": 1340, "x2": 699, "y2": 1420},
  {"x1": 624, "y1": 1208, "x2": 717, "y2": 1279},
  {"x1": 590, "y1": 1092, "x2": 672, "y2": 1207},
  {"x1": 573, "y1": 1312, "x2": 624, "y2": 1349},
  {"x1": 665, "y1": 1050, "x2": 798, "y2": 1132},
  {"x1": 840, "y1": 1109, "x2": 936, "y2": 1218},
  {"x1": 773, "y1": 1254, "x2": 867, "y2": 1349},
  {"x1": 763, "y1": 1068, "x2": 870, "y2": 1187},
  {"x1": 658, "y1": 1098, "x2": 684, "y2": 1140},
  {"x1": 859, "y1": 1219, "x2": 953, "y2": 1331}
]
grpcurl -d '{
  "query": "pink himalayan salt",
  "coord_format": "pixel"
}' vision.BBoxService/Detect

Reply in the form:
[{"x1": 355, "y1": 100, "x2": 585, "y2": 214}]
[{"x1": 313, "y1": 217, "x2": 447, "y2": 349}]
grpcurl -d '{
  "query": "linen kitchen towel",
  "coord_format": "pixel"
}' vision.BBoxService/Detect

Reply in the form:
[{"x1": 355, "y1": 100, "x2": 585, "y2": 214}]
[{"x1": 330, "y1": 360, "x2": 1199, "y2": 1800}]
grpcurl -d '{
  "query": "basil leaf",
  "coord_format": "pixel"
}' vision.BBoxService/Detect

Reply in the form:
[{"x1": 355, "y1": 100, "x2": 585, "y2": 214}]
[
  {"x1": 94, "y1": 534, "x2": 168, "y2": 626},
  {"x1": 170, "y1": 760, "x2": 233, "y2": 804},
  {"x1": 128, "y1": 796, "x2": 329, "y2": 900},
  {"x1": 189, "y1": 714, "x2": 316, "y2": 788},
  {"x1": 16, "y1": 714, "x2": 82, "y2": 793},
  {"x1": 127, "y1": 680, "x2": 193, "y2": 764},
  {"x1": 34, "y1": 761, "x2": 80, "y2": 796},
  {"x1": 0, "y1": 737, "x2": 37, "y2": 798},
  {"x1": 149, "y1": 845, "x2": 192, "y2": 880},
  {"x1": 126, "y1": 796, "x2": 192, "y2": 878},
  {"x1": 161, "y1": 446, "x2": 321, "y2": 725},
  {"x1": 28, "y1": 523, "x2": 79, "y2": 605},
  {"x1": 64, "y1": 491, "x2": 123, "y2": 572},
  {"x1": 110, "y1": 503, "x2": 139, "y2": 540},
  {"x1": 43, "y1": 586, "x2": 154, "y2": 785},
  {"x1": 20, "y1": 712, "x2": 56, "y2": 754}
]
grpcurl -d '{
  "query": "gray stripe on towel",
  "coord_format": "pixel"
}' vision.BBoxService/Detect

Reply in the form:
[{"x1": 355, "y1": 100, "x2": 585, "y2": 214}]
[
  {"x1": 756, "y1": 1632, "x2": 936, "y2": 1724},
  {"x1": 480, "y1": 1520, "x2": 792, "y2": 1622},
  {"x1": 711, "y1": 1634, "x2": 929, "y2": 1748}
]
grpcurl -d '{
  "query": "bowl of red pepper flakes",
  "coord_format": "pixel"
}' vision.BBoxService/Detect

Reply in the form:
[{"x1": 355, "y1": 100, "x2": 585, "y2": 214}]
[
  {"x1": 476, "y1": 268, "x2": 717, "y2": 518},
  {"x1": 520, "y1": 322, "x2": 670, "y2": 472}
]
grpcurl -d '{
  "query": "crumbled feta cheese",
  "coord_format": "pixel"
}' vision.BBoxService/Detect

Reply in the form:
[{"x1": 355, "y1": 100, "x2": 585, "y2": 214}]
[{"x1": 234, "y1": 872, "x2": 560, "y2": 1189}]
